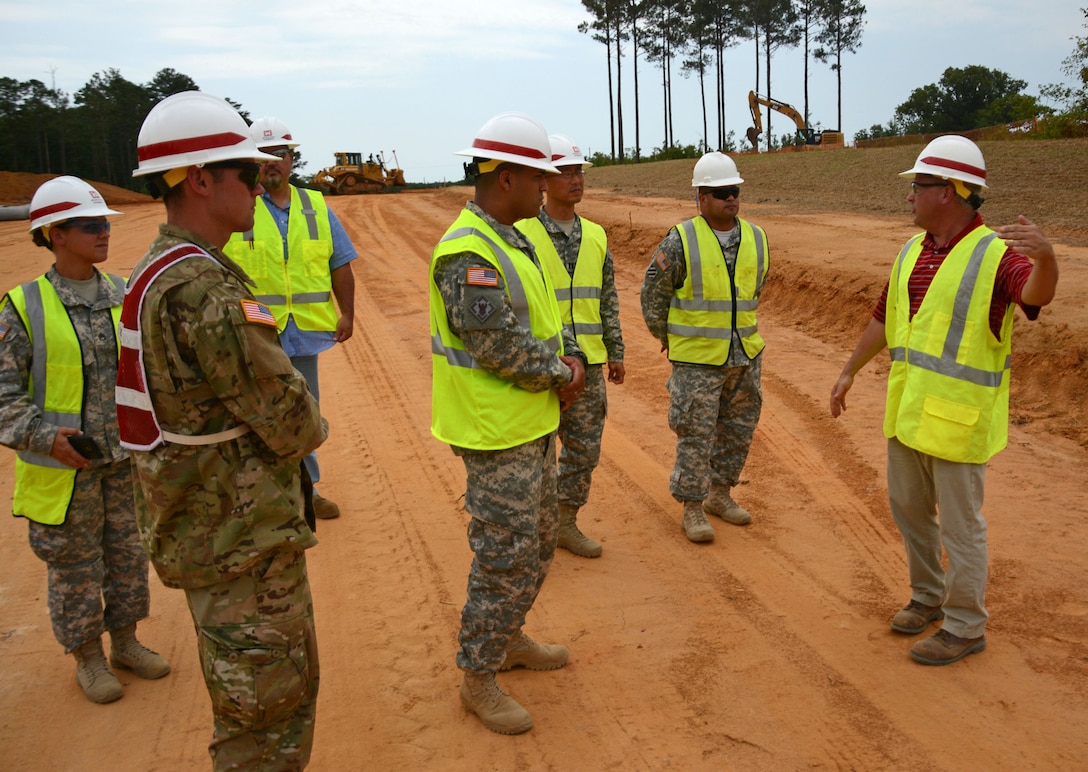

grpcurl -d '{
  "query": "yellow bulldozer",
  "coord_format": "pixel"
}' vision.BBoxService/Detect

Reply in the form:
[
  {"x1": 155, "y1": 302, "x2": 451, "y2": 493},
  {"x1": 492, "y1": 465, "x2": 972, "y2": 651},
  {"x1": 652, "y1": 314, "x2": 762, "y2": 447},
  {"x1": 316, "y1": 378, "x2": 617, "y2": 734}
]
[
  {"x1": 312, "y1": 151, "x2": 406, "y2": 194},
  {"x1": 746, "y1": 91, "x2": 844, "y2": 149}
]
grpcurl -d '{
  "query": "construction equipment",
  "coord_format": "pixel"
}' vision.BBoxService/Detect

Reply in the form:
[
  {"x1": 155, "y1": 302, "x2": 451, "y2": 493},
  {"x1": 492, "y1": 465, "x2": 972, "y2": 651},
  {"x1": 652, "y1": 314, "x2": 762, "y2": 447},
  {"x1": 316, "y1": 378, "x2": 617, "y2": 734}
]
[
  {"x1": 312, "y1": 151, "x2": 406, "y2": 194},
  {"x1": 746, "y1": 91, "x2": 844, "y2": 149}
]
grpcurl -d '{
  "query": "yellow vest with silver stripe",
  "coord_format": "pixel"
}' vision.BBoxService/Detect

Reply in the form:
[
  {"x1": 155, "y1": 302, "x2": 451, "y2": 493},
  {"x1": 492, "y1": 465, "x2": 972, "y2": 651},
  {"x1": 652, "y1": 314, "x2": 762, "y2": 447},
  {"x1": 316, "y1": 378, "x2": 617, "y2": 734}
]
[
  {"x1": 430, "y1": 208, "x2": 563, "y2": 450},
  {"x1": 667, "y1": 216, "x2": 768, "y2": 365},
  {"x1": 883, "y1": 226, "x2": 1013, "y2": 464},
  {"x1": 517, "y1": 215, "x2": 609, "y2": 364},
  {"x1": 224, "y1": 185, "x2": 337, "y2": 333},
  {"x1": 7, "y1": 274, "x2": 123, "y2": 525}
]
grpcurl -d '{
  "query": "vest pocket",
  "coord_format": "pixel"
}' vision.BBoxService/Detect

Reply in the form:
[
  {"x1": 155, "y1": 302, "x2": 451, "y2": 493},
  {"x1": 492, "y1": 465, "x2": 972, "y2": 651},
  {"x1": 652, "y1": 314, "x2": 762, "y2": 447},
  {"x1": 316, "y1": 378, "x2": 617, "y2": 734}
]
[{"x1": 917, "y1": 393, "x2": 980, "y2": 450}]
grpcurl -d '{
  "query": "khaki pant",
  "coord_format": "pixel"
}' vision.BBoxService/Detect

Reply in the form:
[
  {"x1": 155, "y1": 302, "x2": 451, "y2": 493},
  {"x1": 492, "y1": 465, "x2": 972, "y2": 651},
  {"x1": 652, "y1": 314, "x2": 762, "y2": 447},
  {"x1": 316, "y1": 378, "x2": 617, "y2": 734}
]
[{"x1": 887, "y1": 437, "x2": 989, "y2": 638}]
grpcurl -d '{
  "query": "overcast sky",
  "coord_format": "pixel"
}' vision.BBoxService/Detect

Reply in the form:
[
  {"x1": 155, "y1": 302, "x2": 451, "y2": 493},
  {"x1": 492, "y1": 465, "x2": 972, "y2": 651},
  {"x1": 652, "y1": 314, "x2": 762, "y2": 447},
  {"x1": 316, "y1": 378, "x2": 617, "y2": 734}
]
[{"x1": 1, "y1": 0, "x2": 1083, "y2": 184}]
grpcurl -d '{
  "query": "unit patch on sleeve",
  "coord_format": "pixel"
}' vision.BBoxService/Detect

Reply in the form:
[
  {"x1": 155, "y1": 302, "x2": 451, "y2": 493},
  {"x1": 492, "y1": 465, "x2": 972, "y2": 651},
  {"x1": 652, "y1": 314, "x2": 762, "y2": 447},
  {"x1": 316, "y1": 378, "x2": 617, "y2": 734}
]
[
  {"x1": 466, "y1": 267, "x2": 500, "y2": 287},
  {"x1": 240, "y1": 299, "x2": 277, "y2": 327}
]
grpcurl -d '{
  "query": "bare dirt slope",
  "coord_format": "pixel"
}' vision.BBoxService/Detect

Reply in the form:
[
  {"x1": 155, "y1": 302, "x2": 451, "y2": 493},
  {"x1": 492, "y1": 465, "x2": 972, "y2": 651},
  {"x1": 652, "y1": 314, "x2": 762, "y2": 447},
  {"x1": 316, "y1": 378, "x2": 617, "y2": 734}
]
[{"x1": 1, "y1": 183, "x2": 1087, "y2": 770}]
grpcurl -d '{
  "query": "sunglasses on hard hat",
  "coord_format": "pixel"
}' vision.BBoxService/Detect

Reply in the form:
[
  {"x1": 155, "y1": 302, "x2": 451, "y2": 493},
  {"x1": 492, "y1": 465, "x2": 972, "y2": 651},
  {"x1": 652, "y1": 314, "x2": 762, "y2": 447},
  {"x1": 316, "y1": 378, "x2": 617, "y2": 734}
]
[
  {"x1": 204, "y1": 161, "x2": 263, "y2": 191},
  {"x1": 709, "y1": 186, "x2": 741, "y2": 201},
  {"x1": 57, "y1": 219, "x2": 111, "y2": 235}
]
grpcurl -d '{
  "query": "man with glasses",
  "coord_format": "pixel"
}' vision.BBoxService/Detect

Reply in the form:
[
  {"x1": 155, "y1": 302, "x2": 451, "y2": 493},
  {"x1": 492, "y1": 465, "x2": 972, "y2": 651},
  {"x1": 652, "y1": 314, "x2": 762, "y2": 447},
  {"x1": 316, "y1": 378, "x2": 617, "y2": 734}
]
[
  {"x1": 0, "y1": 176, "x2": 170, "y2": 705},
  {"x1": 119, "y1": 91, "x2": 328, "y2": 768},
  {"x1": 225, "y1": 117, "x2": 358, "y2": 521},
  {"x1": 640, "y1": 151, "x2": 769, "y2": 544},
  {"x1": 516, "y1": 134, "x2": 624, "y2": 558},
  {"x1": 830, "y1": 135, "x2": 1058, "y2": 666}
]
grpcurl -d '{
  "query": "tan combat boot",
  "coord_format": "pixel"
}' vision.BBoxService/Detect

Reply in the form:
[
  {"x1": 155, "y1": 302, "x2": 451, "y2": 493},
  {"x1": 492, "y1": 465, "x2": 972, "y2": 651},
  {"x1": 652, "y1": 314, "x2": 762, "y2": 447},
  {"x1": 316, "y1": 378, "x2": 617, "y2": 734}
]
[
  {"x1": 459, "y1": 672, "x2": 533, "y2": 734},
  {"x1": 556, "y1": 503, "x2": 602, "y2": 558},
  {"x1": 682, "y1": 500, "x2": 715, "y2": 543},
  {"x1": 110, "y1": 625, "x2": 171, "y2": 679},
  {"x1": 703, "y1": 483, "x2": 752, "y2": 526},
  {"x1": 73, "y1": 637, "x2": 123, "y2": 704},
  {"x1": 499, "y1": 630, "x2": 569, "y2": 671}
]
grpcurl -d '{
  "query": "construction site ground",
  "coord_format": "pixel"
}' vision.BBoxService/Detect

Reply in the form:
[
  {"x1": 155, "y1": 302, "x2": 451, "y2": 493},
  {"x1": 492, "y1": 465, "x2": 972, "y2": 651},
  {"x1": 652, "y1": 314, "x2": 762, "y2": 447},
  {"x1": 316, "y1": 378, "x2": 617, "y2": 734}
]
[{"x1": 1, "y1": 165, "x2": 1087, "y2": 769}]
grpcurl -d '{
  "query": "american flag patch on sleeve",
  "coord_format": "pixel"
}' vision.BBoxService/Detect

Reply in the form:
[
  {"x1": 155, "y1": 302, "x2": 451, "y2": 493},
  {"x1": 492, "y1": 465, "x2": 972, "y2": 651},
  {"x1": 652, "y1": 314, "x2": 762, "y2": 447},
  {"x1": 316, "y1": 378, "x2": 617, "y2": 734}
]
[
  {"x1": 240, "y1": 299, "x2": 277, "y2": 327},
  {"x1": 466, "y1": 267, "x2": 500, "y2": 287}
]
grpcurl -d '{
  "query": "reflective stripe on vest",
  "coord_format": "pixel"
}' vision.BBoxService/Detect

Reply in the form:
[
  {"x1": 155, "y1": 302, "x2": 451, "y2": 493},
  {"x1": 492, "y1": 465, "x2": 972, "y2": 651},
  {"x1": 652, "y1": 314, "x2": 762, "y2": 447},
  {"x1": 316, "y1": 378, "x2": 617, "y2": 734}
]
[
  {"x1": 518, "y1": 216, "x2": 609, "y2": 364},
  {"x1": 116, "y1": 245, "x2": 251, "y2": 451},
  {"x1": 883, "y1": 227, "x2": 1013, "y2": 464},
  {"x1": 8, "y1": 274, "x2": 124, "y2": 524},
  {"x1": 223, "y1": 186, "x2": 336, "y2": 332},
  {"x1": 429, "y1": 208, "x2": 563, "y2": 450},
  {"x1": 667, "y1": 217, "x2": 767, "y2": 364}
]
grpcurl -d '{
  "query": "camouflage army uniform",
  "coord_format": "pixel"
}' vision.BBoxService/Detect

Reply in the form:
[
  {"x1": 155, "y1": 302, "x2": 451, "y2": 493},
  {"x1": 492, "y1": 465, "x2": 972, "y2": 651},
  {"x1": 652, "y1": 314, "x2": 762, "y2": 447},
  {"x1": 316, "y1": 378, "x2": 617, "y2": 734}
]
[
  {"x1": 640, "y1": 224, "x2": 764, "y2": 502},
  {"x1": 125, "y1": 224, "x2": 327, "y2": 771},
  {"x1": 0, "y1": 267, "x2": 150, "y2": 653},
  {"x1": 432, "y1": 202, "x2": 581, "y2": 674},
  {"x1": 530, "y1": 209, "x2": 624, "y2": 508}
]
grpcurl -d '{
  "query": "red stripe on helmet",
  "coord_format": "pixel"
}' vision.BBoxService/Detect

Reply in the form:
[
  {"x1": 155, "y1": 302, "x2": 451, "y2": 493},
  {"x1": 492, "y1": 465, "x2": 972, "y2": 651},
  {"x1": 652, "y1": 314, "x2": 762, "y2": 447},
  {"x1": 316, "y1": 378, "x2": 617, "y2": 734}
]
[
  {"x1": 30, "y1": 201, "x2": 79, "y2": 221},
  {"x1": 920, "y1": 155, "x2": 986, "y2": 181},
  {"x1": 472, "y1": 138, "x2": 547, "y2": 160},
  {"x1": 137, "y1": 131, "x2": 248, "y2": 162}
]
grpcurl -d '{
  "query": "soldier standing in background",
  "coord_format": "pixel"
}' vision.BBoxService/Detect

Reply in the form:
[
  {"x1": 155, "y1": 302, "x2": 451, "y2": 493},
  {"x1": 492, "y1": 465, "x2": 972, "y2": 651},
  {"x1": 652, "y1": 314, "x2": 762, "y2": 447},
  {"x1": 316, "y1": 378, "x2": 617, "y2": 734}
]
[
  {"x1": 0, "y1": 176, "x2": 169, "y2": 704},
  {"x1": 641, "y1": 152, "x2": 770, "y2": 544},
  {"x1": 430, "y1": 112, "x2": 586, "y2": 734},
  {"x1": 516, "y1": 134, "x2": 624, "y2": 558},
  {"x1": 117, "y1": 91, "x2": 327, "y2": 769}
]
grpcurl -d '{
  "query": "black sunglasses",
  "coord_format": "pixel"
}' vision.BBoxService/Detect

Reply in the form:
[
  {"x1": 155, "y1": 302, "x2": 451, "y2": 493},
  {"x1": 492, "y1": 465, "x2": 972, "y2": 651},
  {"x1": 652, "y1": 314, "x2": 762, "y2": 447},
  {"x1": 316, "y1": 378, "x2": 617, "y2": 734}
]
[
  {"x1": 709, "y1": 186, "x2": 741, "y2": 200},
  {"x1": 204, "y1": 161, "x2": 262, "y2": 190},
  {"x1": 58, "y1": 219, "x2": 111, "y2": 235},
  {"x1": 263, "y1": 148, "x2": 292, "y2": 159}
]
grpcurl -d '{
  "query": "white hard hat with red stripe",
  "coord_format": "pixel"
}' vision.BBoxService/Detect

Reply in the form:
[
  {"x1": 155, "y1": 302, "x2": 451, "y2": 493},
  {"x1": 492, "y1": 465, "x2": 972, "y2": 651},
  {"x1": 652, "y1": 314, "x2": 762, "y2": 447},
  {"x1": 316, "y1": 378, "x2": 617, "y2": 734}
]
[
  {"x1": 456, "y1": 112, "x2": 559, "y2": 173},
  {"x1": 132, "y1": 91, "x2": 278, "y2": 178},
  {"x1": 250, "y1": 116, "x2": 300, "y2": 149},
  {"x1": 899, "y1": 134, "x2": 988, "y2": 188},
  {"x1": 549, "y1": 134, "x2": 592, "y2": 170},
  {"x1": 28, "y1": 176, "x2": 121, "y2": 232}
]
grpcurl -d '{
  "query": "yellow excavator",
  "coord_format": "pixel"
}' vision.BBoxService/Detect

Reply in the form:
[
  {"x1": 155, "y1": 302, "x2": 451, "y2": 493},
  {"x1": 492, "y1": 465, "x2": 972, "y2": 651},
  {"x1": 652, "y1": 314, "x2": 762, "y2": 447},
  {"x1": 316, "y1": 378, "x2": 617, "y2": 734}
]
[
  {"x1": 312, "y1": 151, "x2": 406, "y2": 194},
  {"x1": 746, "y1": 91, "x2": 844, "y2": 149}
]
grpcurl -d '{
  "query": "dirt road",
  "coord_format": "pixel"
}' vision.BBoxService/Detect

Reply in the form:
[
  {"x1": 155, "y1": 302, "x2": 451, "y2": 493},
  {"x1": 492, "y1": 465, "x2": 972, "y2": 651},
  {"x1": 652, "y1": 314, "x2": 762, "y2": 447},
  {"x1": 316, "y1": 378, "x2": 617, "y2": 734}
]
[{"x1": 1, "y1": 187, "x2": 1086, "y2": 770}]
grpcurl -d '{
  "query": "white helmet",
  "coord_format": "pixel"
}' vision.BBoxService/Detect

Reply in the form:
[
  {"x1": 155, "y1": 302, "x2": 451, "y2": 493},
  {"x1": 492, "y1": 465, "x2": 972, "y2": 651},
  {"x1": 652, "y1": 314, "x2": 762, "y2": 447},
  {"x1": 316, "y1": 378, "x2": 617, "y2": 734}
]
[
  {"x1": 899, "y1": 135, "x2": 987, "y2": 188},
  {"x1": 133, "y1": 91, "x2": 278, "y2": 178},
  {"x1": 455, "y1": 112, "x2": 559, "y2": 173},
  {"x1": 250, "y1": 116, "x2": 299, "y2": 149},
  {"x1": 28, "y1": 176, "x2": 121, "y2": 232},
  {"x1": 549, "y1": 134, "x2": 592, "y2": 170},
  {"x1": 692, "y1": 151, "x2": 744, "y2": 187}
]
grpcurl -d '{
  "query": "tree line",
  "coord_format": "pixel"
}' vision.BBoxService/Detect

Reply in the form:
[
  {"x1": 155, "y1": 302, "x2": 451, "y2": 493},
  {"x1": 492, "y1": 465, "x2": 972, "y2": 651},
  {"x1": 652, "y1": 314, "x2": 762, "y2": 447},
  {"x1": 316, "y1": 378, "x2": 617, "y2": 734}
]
[{"x1": 579, "y1": 2, "x2": 1088, "y2": 162}]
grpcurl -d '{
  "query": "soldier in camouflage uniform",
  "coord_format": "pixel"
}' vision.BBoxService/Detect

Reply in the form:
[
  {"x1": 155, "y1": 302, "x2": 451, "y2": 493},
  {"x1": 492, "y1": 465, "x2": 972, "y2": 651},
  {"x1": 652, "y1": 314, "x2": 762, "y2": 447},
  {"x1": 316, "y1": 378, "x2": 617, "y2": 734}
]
[
  {"x1": 640, "y1": 152, "x2": 770, "y2": 544},
  {"x1": 0, "y1": 176, "x2": 169, "y2": 705},
  {"x1": 118, "y1": 92, "x2": 327, "y2": 770},
  {"x1": 516, "y1": 134, "x2": 624, "y2": 558},
  {"x1": 430, "y1": 113, "x2": 586, "y2": 735}
]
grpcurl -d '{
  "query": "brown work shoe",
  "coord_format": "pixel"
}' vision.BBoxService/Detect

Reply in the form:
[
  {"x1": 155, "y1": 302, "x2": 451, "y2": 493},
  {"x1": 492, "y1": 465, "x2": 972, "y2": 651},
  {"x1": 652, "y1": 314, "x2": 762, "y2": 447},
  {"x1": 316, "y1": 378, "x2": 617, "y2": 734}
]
[
  {"x1": 460, "y1": 673, "x2": 533, "y2": 735},
  {"x1": 312, "y1": 492, "x2": 340, "y2": 519},
  {"x1": 890, "y1": 600, "x2": 945, "y2": 634},
  {"x1": 910, "y1": 629, "x2": 986, "y2": 665},
  {"x1": 110, "y1": 626, "x2": 171, "y2": 680},
  {"x1": 499, "y1": 632, "x2": 569, "y2": 672},
  {"x1": 703, "y1": 485, "x2": 752, "y2": 526},
  {"x1": 73, "y1": 639, "x2": 123, "y2": 704}
]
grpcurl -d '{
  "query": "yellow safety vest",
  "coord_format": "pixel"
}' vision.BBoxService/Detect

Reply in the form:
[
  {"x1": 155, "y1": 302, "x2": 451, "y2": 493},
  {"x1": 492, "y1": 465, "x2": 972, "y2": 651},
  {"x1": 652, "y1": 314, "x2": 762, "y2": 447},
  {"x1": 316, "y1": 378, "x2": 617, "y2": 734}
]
[
  {"x1": 224, "y1": 186, "x2": 337, "y2": 333},
  {"x1": 430, "y1": 208, "x2": 564, "y2": 450},
  {"x1": 7, "y1": 274, "x2": 123, "y2": 525},
  {"x1": 667, "y1": 216, "x2": 768, "y2": 365},
  {"x1": 883, "y1": 226, "x2": 1013, "y2": 464},
  {"x1": 517, "y1": 215, "x2": 609, "y2": 364}
]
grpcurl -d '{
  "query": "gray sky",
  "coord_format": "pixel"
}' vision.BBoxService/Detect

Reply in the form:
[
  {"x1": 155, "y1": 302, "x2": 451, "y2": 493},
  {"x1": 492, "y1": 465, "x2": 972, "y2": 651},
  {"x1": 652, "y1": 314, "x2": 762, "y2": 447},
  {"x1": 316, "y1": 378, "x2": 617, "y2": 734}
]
[{"x1": 1, "y1": 0, "x2": 1083, "y2": 183}]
